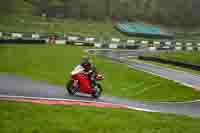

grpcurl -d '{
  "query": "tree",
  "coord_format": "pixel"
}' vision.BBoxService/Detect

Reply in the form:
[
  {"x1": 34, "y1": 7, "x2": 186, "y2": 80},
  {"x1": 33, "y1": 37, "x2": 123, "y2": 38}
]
[{"x1": 0, "y1": 0, "x2": 14, "y2": 14}]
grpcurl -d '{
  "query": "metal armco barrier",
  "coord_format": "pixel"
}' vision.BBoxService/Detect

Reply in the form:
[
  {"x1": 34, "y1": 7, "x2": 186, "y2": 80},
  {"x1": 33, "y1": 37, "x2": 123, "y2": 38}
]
[{"x1": 0, "y1": 39, "x2": 46, "y2": 44}]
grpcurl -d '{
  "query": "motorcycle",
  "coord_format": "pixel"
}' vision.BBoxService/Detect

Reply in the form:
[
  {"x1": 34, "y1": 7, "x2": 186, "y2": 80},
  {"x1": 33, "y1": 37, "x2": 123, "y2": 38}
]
[{"x1": 66, "y1": 66, "x2": 104, "y2": 98}]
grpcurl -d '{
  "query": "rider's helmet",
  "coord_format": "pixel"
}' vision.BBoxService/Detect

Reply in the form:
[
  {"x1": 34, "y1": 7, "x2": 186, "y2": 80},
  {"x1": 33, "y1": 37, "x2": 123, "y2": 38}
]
[
  {"x1": 81, "y1": 56, "x2": 91, "y2": 71},
  {"x1": 81, "y1": 56, "x2": 89, "y2": 64}
]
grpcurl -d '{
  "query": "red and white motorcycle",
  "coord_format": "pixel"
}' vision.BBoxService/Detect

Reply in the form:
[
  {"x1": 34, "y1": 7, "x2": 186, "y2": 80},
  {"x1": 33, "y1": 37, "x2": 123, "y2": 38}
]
[{"x1": 66, "y1": 65, "x2": 104, "y2": 98}]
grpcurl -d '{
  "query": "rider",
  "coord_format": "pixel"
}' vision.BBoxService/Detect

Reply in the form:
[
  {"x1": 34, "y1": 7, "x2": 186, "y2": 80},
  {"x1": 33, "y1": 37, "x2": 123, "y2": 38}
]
[
  {"x1": 81, "y1": 56, "x2": 93, "y2": 73},
  {"x1": 71, "y1": 56, "x2": 93, "y2": 76},
  {"x1": 71, "y1": 56, "x2": 95, "y2": 93}
]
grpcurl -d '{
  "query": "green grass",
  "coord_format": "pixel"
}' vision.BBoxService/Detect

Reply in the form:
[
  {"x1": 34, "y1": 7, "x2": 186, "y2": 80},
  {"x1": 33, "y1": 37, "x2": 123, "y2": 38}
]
[
  {"x1": 1, "y1": 45, "x2": 200, "y2": 102},
  {"x1": 1, "y1": 101, "x2": 200, "y2": 133},
  {"x1": 144, "y1": 60, "x2": 200, "y2": 75},
  {"x1": 129, "y1": 57, "x2": 200, "y2": 75},
  {"x1": 145, "y1": 51, "x2": 200, "y2": 65}
]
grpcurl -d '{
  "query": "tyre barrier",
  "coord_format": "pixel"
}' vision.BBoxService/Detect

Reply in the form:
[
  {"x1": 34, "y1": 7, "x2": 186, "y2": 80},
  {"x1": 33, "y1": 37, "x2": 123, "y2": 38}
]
[
  {"x1": 138, "y1": 56, "x2": 200, "y2": 71},
  {"x1": 0, "y1": 39, "x2": 46, "y2": 44}
]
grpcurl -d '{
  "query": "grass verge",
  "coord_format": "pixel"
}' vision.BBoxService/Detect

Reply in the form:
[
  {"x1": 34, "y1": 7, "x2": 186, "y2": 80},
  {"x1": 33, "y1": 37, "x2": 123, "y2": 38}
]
[
  {"x1": 145, "y1": 51, "x2": 200, "y2": 65},
  {"x1": 0, "y1": 45, "x2": 200, "y2": 102},
  {"x1": 0, "y1": 101, "x2": 200, "y2": 133},
  {"x1": 0, "y1": 15, "x2": 124, "y2": 38},
  {"x1": 129, "y1": 57, "x2": 200, "y2": 75}
]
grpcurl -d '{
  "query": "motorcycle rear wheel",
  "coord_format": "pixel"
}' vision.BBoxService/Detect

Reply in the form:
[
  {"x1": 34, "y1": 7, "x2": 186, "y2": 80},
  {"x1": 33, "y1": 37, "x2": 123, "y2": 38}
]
[{"x1": 66, "y1": 80, "x2": 79, "y2": 95}]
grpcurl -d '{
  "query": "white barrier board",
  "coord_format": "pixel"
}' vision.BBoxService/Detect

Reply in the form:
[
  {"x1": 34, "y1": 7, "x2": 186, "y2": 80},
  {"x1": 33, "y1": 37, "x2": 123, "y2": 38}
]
[
  {"x1": 94, "y1": 43, "x2": 102, "y2": 48},
  {"x1": 12, "y1": 33, "x2": 22, "y2": 38},
  {"x1": 176, "y1": 42, "x2": 182, "y2": 46},
  {"x1": 153, "y1": 41, "x2": 160, "y2": 45},
  {"x1": 109, "y1": 43, "x2": 118, "y2": 49},
  {"x1": 68, "y1": 36, "x2": 78, "y2": 41},
  {"x1": 186, "y1": 43, "x2": 192, "y2": 46},
  {"x1": 127, "y1": 40, "x2": 135, "y2": 43},
  {"x1": 111, "y1": 38, "x2": 120, "y2": 42},
  {"x1": 85, "y1": 37, "x2": 95, "y2": 42},
  {"x1": 55, "y1": 40, "x2": 66, "y2": 45},
  {"x1": 32, "y1": 34, "x2": 40, "y2": 39},
  {"x1": 149, "y1": 47, "x2": 156, "y2": 51},
  {"x1": 186, "y1": 47, "x2": 193, "y2": 51},
  {"x1": 175, "y1": 47, "x2": 182, "y2": 50},
  {"x1": 141, "y1": 40, "x2": 148, "y2": 44},
  {"x1": 165, "y1": 41, "x2": 172, "y2": 45}
]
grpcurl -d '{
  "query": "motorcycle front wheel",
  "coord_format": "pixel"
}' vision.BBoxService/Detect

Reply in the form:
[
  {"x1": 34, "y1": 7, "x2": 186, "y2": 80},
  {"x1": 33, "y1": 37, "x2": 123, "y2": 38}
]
[{"x1": 92, "y1": 83, "x2": 103, "y2": 98}]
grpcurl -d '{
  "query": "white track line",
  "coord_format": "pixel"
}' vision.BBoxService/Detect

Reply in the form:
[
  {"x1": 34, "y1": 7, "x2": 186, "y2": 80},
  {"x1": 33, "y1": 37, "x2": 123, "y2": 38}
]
[{"x1": 127, "y1": 64, "x2": 198, "y2": 91}]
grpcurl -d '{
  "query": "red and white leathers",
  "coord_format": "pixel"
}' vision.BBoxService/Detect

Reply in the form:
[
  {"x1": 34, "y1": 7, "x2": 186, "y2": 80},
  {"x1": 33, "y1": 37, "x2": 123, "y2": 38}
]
[{"x1": 70, "y1": 65, "x2": 94, "y2": 94}]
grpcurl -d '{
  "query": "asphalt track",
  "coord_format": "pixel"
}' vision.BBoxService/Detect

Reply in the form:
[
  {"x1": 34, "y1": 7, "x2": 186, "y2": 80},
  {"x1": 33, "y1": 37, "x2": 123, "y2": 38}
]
[
  {"x1": 1, "y1": 49, "x2": 200, "y2": 117},
  {"x1": 88, "y1": 49, "x2": 200, "y2": 90}
]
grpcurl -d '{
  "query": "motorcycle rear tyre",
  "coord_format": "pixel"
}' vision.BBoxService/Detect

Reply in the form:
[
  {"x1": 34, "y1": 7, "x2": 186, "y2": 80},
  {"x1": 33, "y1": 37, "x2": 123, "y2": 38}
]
[{"x1": 66, "y1": 80, "x2": 79, "y2": 95}]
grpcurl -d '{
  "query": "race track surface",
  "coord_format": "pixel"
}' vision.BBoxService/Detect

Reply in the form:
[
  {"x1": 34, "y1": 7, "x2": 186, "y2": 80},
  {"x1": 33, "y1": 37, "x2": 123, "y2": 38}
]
[
  {"x1": 1, "y1": 49, "x2": 200, "y2": 117},
  {"x1": 89, "y1": 49, "x2": 200, "y2": 90},
  {"x1": 1, "y1": 74, "x2": 200, "y2": 117}
]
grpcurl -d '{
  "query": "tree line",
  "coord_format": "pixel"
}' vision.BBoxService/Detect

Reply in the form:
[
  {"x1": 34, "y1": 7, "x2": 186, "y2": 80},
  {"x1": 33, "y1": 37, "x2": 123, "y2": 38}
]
[{"x1": 1, "y1": 0, "x2": 200, "y2": 27}]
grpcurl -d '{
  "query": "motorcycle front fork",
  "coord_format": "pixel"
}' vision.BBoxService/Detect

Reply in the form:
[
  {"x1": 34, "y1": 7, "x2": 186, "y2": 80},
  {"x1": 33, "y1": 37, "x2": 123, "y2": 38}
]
[{"x1": 91, "y1": 81, "x2": 97, "y2": 89}]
